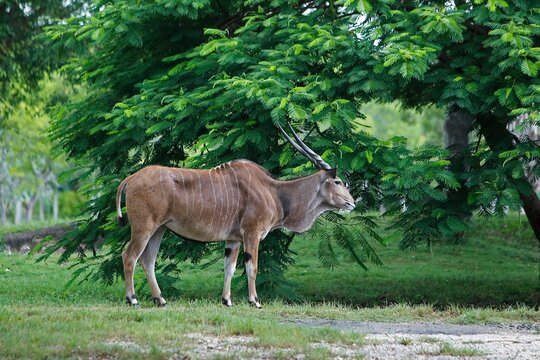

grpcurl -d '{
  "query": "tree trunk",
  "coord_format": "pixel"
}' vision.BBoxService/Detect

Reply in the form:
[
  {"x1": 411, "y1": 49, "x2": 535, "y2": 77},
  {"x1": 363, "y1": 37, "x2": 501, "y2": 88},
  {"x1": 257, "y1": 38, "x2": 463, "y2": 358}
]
[
  {"x1": 444, "y1": 106, "x2": 474, "y2": 222},
  {"x1": 53, "y1": 191, "x2": 59, "y2": 220},
  {"x1": 0, "y1": 184, "x2": 6, "y2": 225},
  {"x1": 39, "y1": 195, "x2": 45, "y2": 221},
  {"x1": 15, "y1": 199, "x2": 22, "y2": 225},
  {"x1": 0, "y1": 141, "x2": 8, "y2": 225},
  {"x1": 25, "y1": 195, "x2": 37, "y2": 223},
  {"x1": 478, "y1": 114, "x2": 540, "y2": 242},
  {"x1": 519, "y1": 192, "x2": 540, "y2": 241},
  {"x1": 444, "y1": 106, "x2": 474, "y2": 154}
]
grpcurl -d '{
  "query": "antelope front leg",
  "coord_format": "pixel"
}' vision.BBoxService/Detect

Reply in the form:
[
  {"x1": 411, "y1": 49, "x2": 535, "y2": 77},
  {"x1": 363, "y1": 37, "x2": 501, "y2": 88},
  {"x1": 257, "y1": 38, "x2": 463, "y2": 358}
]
[
  {"x1": 222, "y1": 241, "x2": 240, "y2": 307},
  {"x1": 243, "y1": 237, "x2": 261, "y2": 308}
]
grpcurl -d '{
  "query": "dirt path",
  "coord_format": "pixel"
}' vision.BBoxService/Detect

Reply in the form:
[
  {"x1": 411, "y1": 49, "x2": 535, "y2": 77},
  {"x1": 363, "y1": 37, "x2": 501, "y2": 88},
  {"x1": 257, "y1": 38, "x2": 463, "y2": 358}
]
[
  {"x1": 290, "y1": 319, "x2": 537, "y2": 335},
  {"x1": 106, "y1": 320, "x2": 540, "y2": 359},
  {"x1": 290, "y1": 319, "x2": 540, "y2": 359}
]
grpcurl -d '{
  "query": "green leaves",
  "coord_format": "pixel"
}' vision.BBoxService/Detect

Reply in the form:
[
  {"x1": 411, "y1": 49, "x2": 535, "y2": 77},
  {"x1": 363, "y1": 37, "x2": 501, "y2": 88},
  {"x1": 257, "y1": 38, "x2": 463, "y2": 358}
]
[
  {"x1": 521, "y1": 59, "x2": 538, "y2": 77},
  {"x1": 365, "y1": 150, "x2": 374, "y2": 164},
  {"x1": 415, "y1": 8, "x2": 465, "y2": 43},
  {"x1": 313, "y1": 212, "x2": 384, "y2": 271},
  {"x1": 287, "y1": 103, "x2": 309, "y2": 121},
  {"x1": 382, "y1": 42, "x2": 438, "y2": 80},
  {"x1": 44, "y1": 0, "x2": 540, "y2": 293},
  {"x1": 204, "y1": 28, "x2": 228, "y2": 38},
  {"x1": 343, "y1": 0, "x2": 373, "y2": 13},
  {"x1": 486, "y1": 0, "x2": 509, "y2": 12}
]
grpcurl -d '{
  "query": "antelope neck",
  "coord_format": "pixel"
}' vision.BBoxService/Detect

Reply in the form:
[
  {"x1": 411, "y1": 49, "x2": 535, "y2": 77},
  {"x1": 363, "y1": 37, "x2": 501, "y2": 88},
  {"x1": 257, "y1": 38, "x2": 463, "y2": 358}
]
[{"x1": 275, "y1": 172, "x2": 328, "y2": 233}]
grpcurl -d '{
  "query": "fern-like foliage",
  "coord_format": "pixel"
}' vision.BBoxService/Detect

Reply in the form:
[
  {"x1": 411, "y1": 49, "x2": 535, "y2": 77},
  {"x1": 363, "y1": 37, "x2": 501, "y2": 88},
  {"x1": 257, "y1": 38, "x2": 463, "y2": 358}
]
[{"x1": 42, "y1": 0, "x2": 540, "y2": 296}]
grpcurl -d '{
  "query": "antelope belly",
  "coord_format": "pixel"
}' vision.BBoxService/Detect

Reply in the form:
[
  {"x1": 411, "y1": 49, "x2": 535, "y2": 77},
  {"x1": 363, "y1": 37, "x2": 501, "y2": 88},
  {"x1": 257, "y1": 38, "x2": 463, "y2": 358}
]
[{"x1": 164, "y1": 221, "x2": 235, "y2": 242}]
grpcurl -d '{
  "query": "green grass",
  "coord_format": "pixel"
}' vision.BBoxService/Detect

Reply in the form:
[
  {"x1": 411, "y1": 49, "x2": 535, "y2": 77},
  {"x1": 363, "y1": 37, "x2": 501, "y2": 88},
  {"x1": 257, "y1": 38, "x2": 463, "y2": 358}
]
[
  {"x1": 298, "y1": 214, "x2": 540, "y2": 307},
  {"x1": 420, "y1": 342, "x2": 485, "y2": 357},
  {"x1": 1, "y1": 214, "x2": 540, "y2": 358},
  {"x1": 1, "y1": 214, "x2": 539, "y2": 310},
  {"x1": 0, "y1": 303, "x2": 365, "y2": 359},
  {"x1": 174, "y1": 214, "x2": 540, "y2": 308},
  {"x1": 3, "y1": 214, "x2": 539, "y2": 307},
  {"x1": 398, "y1": 337, "x2": 413, "y2": 346}
]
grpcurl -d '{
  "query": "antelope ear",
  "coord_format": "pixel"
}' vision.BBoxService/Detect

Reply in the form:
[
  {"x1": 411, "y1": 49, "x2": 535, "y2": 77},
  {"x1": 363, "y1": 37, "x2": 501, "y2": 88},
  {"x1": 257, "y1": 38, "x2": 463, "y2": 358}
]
[{"x1": 326, "y1": 167, "x2": 337, "y2": 179}]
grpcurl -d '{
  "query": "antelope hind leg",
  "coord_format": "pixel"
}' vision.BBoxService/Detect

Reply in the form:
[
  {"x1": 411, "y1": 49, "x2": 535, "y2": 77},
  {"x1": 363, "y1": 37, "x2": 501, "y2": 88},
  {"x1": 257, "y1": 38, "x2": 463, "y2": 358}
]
[
  {"x1": 140, "y1": 226, "x2": 167, "y2": 307},
  {"x1": 122, "y1": 225, "x2": 156, "y2": 306}
]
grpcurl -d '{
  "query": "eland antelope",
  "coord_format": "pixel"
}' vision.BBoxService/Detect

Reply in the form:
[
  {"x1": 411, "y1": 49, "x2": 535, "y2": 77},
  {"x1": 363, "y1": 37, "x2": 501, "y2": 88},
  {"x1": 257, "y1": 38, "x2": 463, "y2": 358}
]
[{"x1": 116, "y1": 124, "x2": 355, "y2": 308}]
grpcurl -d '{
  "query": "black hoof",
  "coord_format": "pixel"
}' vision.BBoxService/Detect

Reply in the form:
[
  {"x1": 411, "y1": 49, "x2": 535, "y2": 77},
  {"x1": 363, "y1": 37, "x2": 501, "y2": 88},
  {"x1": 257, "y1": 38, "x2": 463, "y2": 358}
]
[
  {"x1": 222, "y1": 297, "x2": 232, "y2": 307},
  {"x1": 126, "y1": 295, "x2": 139, "y2": 306},
  {"x1": 249, "y1": 298, "x2": 262, "y2": 309},
  {"x1": 153, "y1": 297, "x2": 167, "y2": 307}
]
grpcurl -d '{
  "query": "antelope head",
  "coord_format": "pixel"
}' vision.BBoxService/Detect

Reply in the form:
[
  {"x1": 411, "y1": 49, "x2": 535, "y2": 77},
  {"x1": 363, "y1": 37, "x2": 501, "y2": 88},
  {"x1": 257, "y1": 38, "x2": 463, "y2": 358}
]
[{"x1": 278, "y1": 123, "x2": 356, "y2": 213}]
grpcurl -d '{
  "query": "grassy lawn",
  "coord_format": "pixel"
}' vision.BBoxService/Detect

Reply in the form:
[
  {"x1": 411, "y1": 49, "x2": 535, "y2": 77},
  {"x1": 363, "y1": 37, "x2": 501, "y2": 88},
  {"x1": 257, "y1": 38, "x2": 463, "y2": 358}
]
[
  {"x1": 288, "y1": 215, "x2": 540, "y2": 307},
  {"x1": 178, "y1": 214, "x2": 540, "y2": 308},
  {"x1": 1, "y1": 214, "x2": 539, "y2": 358},
  {"x1": 0, "y1": 302, "x2": 366, "y2": 359}
]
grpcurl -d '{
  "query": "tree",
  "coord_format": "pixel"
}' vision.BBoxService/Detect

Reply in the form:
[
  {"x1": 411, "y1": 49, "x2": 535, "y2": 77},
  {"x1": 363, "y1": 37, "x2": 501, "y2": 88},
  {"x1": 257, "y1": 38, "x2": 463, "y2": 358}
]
[
  {"x1": 0, "y1": 0, "x2": 84, "y2": 95},
  {"x1": 0, "y1": 0, "x2": 86, "y2": 223},
  {"x1": 345, "y1": 0, "x2": 540, "y2": 238},
  {"x1": 0, "y1": 74, "x2": 77, "y2": 224},
  {"x1": 44, "y1": 0, "x2": 539, "y2": 296}
]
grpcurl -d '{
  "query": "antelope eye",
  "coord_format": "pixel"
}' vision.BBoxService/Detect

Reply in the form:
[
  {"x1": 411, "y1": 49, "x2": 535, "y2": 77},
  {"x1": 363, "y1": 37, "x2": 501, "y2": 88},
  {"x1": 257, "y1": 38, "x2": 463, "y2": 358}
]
[{"x1": 334, "y1": 180, "x2": 342, "y2": 185}]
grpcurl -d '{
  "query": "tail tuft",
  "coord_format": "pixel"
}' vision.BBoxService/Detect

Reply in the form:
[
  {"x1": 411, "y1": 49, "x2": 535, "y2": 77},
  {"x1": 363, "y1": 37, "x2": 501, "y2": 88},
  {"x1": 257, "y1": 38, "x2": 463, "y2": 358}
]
[{"x1": 118, "y1": 215, "x2": 129, "y2": 227}]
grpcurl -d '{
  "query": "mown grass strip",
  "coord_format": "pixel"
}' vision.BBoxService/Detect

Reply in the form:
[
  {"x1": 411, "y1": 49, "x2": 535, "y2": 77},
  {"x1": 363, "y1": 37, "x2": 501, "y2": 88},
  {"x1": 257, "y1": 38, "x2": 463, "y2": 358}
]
[{"x1": 0, "y1": 304, "x2": 364, "y2": 359}]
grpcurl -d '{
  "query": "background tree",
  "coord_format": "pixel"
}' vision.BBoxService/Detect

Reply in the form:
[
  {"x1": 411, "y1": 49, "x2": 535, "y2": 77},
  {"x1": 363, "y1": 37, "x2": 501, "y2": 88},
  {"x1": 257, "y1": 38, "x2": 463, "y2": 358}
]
[
  {"x1": 0, "y1": 0, "x2": 86, "y2": 224},
  {"x1": 43, "y1": 0, "x2": 539, "y2": 296},
  {"x1": 0, "y1": 0, "x2": 84, "y2": 92},
  {"x1": 1, "y1": 74, "x2": 80, "y2": 224},
  {"x1": 344, "y1": 0, "x2": 540, "y2": 239}
]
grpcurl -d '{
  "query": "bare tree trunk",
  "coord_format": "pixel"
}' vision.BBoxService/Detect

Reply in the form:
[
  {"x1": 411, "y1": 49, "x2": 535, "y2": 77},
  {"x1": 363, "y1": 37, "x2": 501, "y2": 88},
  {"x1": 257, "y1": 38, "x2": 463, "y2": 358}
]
[
  {"x1": 444, "y1": 106, "x2": 474, "y2": 155},
  {"x1": 478, "y1": 114, "x2": 540, "y2": 242},
  {"x1": 519, "y1": 192, "x2": 540, "y2": 242},
  {"x1": 444, "y1": 106, "x2": 474, "y2": 222},
  {"x1": 0, "y1": 141, "x2": 8, "y2": 225},
  {"x1": 39, "y1": 195, "x2": 45, "y2": 221},
  {"x1": 15, "y1": 199, "x2": 22, "y2": 225},
  {"x1": 0, "y1": 184, "x2": 6, "y2": 225},
  {"x1": 53, "y1": 191, "x2": 59, "y2": 220},
  {"x1": 25, "y1": 194, "x2": 37, "y2": 223}
]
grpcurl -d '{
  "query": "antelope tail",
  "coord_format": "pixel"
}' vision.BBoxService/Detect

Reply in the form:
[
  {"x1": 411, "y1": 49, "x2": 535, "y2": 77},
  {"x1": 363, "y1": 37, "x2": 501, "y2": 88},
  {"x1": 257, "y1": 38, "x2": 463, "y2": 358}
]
[{"x1": 116, "y1": 176, "x2": 131, "y2": 226}]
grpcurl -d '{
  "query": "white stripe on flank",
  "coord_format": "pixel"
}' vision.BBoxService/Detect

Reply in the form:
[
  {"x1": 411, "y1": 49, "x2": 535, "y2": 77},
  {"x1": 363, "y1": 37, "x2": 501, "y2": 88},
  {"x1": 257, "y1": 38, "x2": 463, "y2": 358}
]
[
  {"x1": 178, "y1": 171, "x2": 188, "y2": 217},
  {"x1": 196, "y1": 172, "x2": 204, "y2": 222},
  {"x1": 217, "y1": 166, "x2": 231, "y2": 237},
  {"x1": 241, "y1": 162, "x2": 252, "y2": 204},
  {"x1": 209, "y1": 168, "x2": 217, "y2": 230},
  {"x1": 215, "y1": 167, "x2": 224, "y2": 235},
  {"x1": 159, "y1": 169, "x2": 166, "y2": 200},
  {"x1": 223, "y1": 164, "x2": 232, "y2": 225},
  {"x1": 186, "y1": 170, "x2": 194, "y2": 220},
  {"x1": 229, "y1": 163, "x2": 241, "y2": 218}
]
